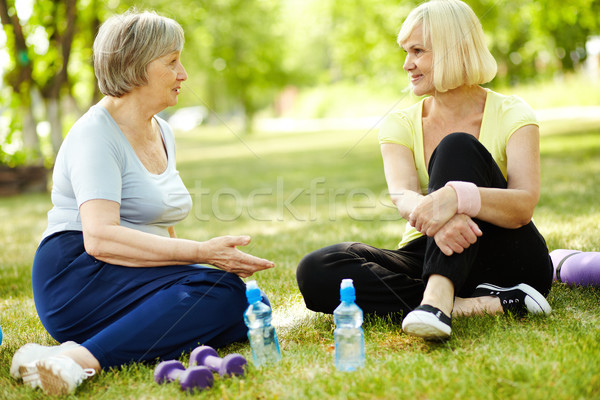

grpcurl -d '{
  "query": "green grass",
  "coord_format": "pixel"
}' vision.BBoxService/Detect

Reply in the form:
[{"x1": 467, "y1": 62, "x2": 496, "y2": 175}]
[{"x1": 1, "y1": 122, "x2": 600, "y2": 399}]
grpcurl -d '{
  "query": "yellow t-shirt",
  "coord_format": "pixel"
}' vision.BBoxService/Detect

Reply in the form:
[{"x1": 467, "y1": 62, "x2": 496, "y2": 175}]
[{"x1": 378, "y1": 89, "x2": 539, "y2": 248}]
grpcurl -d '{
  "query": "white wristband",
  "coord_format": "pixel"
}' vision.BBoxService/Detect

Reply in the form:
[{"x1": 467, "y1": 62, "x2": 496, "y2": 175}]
[{"x1": 445, "y1": 181, "x2": 481, "y2": 217}]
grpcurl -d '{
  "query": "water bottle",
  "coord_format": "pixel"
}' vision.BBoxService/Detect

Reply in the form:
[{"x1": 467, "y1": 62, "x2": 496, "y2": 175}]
[
  {"x1": 243, "y1": 281, "x2": 281, "y2": 366},
  {"x1": 334, "y1": 279, "x2": 365, "y2": 371}
]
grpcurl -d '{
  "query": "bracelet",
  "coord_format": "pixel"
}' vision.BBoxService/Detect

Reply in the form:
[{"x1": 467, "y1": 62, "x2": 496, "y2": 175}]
[{"x1": 445, "y1": 181, "x2": 481, "y2": 217}]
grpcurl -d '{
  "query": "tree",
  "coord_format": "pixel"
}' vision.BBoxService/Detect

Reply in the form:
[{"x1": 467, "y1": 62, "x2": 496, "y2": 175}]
[
  {"x1": 328, "y1": 0, "x2": 416, "y2": 84},
  {"x1": 0, "y1": 0, "x2": 108, "y2": 166},
  {"x1": 0, "y1": 0, "x2": 41, "y2": 164},
  {"x1": 186, "y1": 0, "x2": 289, "y2": 134},
  {"x1": 34, "y1": 0, "x2": 78, "y2": 154}
]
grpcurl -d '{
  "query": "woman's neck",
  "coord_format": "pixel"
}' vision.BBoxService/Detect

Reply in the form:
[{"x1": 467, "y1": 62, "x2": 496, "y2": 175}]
[
  {"x1": 424, "y1": 85, "x2": 487, "y2": 120},
  {"x1": 99, "y1": 95, "x2": 157, "y2": 139}
]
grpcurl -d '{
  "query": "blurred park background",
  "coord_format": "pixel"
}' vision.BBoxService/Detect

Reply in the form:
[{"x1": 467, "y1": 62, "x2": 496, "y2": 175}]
[{"x1": 1, "y1": 0, "x2": 600, "y2": 181}]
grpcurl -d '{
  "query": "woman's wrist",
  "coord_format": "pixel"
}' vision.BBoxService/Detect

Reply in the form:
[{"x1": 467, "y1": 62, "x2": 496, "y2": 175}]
[{"x1": 445, "y1": 181, "x2": 481, "y2": 217}]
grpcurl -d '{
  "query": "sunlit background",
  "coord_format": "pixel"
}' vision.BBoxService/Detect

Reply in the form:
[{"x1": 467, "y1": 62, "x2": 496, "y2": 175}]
[{"x1": 1, "y1": 0, "x2": 599, "y2": 169}]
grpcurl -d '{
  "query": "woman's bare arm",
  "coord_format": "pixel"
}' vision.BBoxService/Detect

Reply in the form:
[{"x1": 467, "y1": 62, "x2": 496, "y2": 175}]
[{"x1": 80, "y1": 199, "x2": 274, "y2": 277}]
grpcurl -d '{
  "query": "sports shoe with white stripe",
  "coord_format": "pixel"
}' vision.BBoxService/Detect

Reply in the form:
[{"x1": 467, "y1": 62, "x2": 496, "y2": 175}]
[
  {"x1": 11, "y1": 341, "x2": 80, "y2": 388},
  {"x1": 36, "y1": 355, "x2": 96, "y2": 396},
  {"x1": 474, "y1": 283, "x2": 552, "y2": 315},
  {"x1": 402, "y1": 304, "x2": 452, "y2": 340}
]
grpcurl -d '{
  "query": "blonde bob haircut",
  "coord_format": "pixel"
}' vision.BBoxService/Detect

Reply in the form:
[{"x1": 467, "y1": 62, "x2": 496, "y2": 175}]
[
  {"x1": 397, "y1": 0, "x2": 497, "y2": 93},
  {"x1": 93, "y1": 10, "x2": 185, "y2": 97}
]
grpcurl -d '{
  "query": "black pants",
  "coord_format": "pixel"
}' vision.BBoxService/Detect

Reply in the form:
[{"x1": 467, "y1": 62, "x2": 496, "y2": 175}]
[{"x1": 296, "y1": 133, "x2": 553, "y2": 316}]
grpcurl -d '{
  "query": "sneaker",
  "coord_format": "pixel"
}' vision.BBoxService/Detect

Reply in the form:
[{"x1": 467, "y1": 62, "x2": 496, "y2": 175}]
[
  {"x1": 11, "y1": 341, "x2": 80, "y2": 387},
  {"x1": 402, "y1": 304, "x2": 452, "y2": 340},
  {"x1": 36, "y1": 355, "x2": 95, "y2": 396},
  {"x1": 474, "y1": 283, "x2": 551, "y2": 315}
]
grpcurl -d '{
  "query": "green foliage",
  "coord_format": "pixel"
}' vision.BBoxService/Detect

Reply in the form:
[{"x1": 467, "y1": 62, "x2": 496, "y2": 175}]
[
  {"x1": 466, "y1": 0, "x2": 600, "y2": 85},
  {"x1": 2, "y1": 0, "x2": 600, "y2": 158},
  {"x1": 0, "y1": 0, "x2": 121, "y2": 165},
  {"x1": 142, "y1": 0, "x2": 290, "y2": 133}
]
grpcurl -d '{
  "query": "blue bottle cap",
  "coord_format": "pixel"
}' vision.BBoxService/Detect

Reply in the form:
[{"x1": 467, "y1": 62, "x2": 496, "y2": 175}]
[
  {"x1": 246, "y1": 280, "x2": 262, "y2": 304},
  {"x1": 340, "y1": 278, "x2": 356, "y2": 302}
]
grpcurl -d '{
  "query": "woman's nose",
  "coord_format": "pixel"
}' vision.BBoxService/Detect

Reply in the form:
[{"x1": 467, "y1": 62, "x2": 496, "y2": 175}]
[
  {"x1": 403, "y1": 54, "x2": 414, "y2": 72},
  {"x1": 177, "y1": 63, "x2": 188, "y2": 81}
]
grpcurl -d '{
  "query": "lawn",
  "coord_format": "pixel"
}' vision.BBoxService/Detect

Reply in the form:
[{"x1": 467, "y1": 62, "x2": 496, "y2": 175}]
[{"x1": 0, "y1": 117, "x2": 599, "y2": 399}]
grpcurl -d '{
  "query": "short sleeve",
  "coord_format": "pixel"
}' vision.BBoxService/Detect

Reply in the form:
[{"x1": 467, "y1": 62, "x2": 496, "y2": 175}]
[
  {"x1": 500, "y1": 95, "x2": 540, "y2": 140},
  {"x1": 63, "y1": 119, "x2": 123, "y2": 207},
  {"x1": 378, "y1": 112, "x2": 415, "y2": 151}
]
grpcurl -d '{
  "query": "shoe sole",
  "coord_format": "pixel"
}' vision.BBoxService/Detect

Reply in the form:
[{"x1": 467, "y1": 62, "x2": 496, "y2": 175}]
[
  {"x1": 477, "y1": 283, "x2": 552, "y2": 314},
  {"x1": 11, "y1": 343, "x2": 43, "y2": 379},
  {"x1": 37, "y1": 360, "x2": 70, "y2": 396},
  {"x1": 19, "y1": 364, "x2": 42, "y2": 388},
  {"x1": 402, "y1": 310, "x2": 451, "y2": 340}
]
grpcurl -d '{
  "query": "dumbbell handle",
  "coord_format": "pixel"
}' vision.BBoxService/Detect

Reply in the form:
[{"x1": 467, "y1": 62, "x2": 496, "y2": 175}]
[
  {"x1": 154, "y1": 360, "x2": 213, "y2": 392},
  {"x1": 190, "y1": 346, "x2": 247, "y2": 376},
  {"x1": 165, "y1": 368, "x2": 184, "y2": 381},
  {"x1": 203, "y1": 354, "x2": 222, "y2": 371}
]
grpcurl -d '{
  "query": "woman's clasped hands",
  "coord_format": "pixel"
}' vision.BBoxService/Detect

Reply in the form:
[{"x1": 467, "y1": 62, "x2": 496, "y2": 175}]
[{"x1": 408, "y1": 186, "x2": 482, "y2": 256}]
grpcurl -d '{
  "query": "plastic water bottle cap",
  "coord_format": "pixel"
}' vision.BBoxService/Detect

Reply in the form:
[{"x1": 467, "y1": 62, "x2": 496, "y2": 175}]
[
  {"x1": 340, "y1": 278, "x2": 356, "y2": 302},
  {"x1": 246, "y1": 280, "x2": 262, "y2": 304}
]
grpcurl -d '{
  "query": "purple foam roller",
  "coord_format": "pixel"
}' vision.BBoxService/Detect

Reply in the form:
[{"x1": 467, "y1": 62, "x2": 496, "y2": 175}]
[{"x1": 550, "y1": 249, "x2": 600, "y2": 286}]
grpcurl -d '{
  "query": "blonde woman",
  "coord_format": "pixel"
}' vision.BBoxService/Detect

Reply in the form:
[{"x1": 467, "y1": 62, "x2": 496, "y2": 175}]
[
  {"x1": 297, "y1": 0, "x2": 552, "y2": 340},
  {"x1": 11, "y1": 10, "x2": 274, "y2": 395}
]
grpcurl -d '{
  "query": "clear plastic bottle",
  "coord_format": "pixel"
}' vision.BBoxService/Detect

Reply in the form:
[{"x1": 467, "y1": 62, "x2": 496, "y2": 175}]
[
  {"x1": 243, "y1": 280, "x2": 281, "y2": 366},
  {"x1": 334, "y1": 279, "x2": 365, "y2": 371}
]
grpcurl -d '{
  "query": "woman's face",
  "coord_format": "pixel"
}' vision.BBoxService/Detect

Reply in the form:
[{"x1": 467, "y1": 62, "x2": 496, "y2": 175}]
[
  {"x1": 143, "y1": 50, "x2": 188, "y2": 110},
  {"x1": 401, "y1": 26, "x2": 434, "y2": 96}
]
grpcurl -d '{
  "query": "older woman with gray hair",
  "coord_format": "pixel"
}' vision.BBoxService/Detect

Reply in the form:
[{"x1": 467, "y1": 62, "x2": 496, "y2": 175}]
[{"x1": 11, "y1": 10, "x2": 274, "y2": 395}]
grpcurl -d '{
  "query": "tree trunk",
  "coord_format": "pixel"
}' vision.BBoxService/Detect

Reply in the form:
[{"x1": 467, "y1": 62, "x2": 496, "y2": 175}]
[
  {"x1": 240, "y1": 86, "x2": 255, "y2": 135},
  {"x1": 20, "y1": 99, "x2": 41, "y2": 162},
  {"x1": 47, "y1": 98, "x2": 63, "y2": 154},
  {"x1": 0, "y1": 0, "x2": 42, "y2": 164},
  {"x1": 43, "y1": 0, "x2": 77, "y2": 155}
]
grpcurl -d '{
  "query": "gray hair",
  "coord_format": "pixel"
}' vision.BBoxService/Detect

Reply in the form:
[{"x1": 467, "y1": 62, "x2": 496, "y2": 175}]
[{"x1": 93, "y1": 10, "x2": 185, "y2": 97}]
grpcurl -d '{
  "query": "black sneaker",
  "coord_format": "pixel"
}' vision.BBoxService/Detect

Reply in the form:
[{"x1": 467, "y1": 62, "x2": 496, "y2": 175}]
[
  {"x1": 473, "y1": 283, "x2": 551, "y2": 315},
  {"x1": 402, "y1": 305, "x2": 452, "y2": 340}
]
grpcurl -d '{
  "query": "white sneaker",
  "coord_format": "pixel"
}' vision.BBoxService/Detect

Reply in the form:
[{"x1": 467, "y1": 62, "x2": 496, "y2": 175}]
[
  {"x1": 11, "y1": 341, "x2": 80, "y2": 388},
  {"x1": 36, "y1": 355, "x2": 96, "y2": 396}
]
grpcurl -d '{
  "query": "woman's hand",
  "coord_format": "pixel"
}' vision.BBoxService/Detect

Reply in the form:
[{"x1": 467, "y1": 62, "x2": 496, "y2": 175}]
[
  {"x1": 202, "y1": 236, "x2": 275, "y2": 278},
  {"x1": 433, "y1": 214, "x2": 482, "y2": 256},
  {"x1": 409, "y1": 186, "x2": 458, "y2": 237}
]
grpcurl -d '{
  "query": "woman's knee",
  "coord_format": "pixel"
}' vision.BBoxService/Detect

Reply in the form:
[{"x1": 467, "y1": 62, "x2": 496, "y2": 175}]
[
  {"x1": 296, "y1": 243, "x2": 356, "y2": 312},
  {"x1": 436, "y1": 132, "x2": 481, "y2": 157},
  {"x1": 296, "y1": 248, "x2": 328, "y2": 290},
  {"x1": 428, "y1": 132, "x2": 503, "y2": 189},
  {"x1": 296, "y1": 243, "x2": 354, "y2": 285}
]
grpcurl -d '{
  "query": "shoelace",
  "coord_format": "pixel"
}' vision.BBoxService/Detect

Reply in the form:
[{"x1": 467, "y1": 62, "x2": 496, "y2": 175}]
[{"x1": 83, "y1": 369, "x2": 96, "y2": 378}]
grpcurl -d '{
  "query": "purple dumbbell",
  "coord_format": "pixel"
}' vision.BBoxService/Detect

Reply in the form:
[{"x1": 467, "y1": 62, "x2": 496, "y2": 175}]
[
  {"x1": 190, "y1": 346, "x2": 247, "y2": 377},
  {"x1": 154, "y1": 360, "x2": 213, "y2": 392}
]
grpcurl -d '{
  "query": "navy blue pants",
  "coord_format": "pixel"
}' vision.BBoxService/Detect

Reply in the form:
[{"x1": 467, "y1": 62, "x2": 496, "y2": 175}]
[
  {"x1": 32, "y1": 231, "x2": 249, "y2": 369},
  {"x1": 296, "y1": 133, "x2": 553, "y2": 316}
]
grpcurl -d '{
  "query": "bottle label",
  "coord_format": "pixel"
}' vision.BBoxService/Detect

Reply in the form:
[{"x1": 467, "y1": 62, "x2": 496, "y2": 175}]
[
  {"x1": 248, "y1": 326, "x2": 282, "y2": 367},
  {"x1": 334, "y1": 328, "x2": 365, "y2": 371}
]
